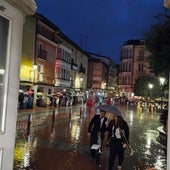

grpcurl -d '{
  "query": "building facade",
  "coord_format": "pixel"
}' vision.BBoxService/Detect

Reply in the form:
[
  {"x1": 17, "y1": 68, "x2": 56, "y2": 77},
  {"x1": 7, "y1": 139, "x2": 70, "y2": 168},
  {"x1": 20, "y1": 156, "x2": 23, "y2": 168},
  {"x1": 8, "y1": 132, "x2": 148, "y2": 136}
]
[
  {"x1": 19, "y1": 13, "x2": 88, "y2": 108},
  {"x1": 119, "y1": 39, "x2": 151, "y2": 99},
  {"x1": 87, "y1": 52, "x2": 117, "y2": 98},
  {"x1": 0, "y1": 0, "x2": 37, "y2": 169}
]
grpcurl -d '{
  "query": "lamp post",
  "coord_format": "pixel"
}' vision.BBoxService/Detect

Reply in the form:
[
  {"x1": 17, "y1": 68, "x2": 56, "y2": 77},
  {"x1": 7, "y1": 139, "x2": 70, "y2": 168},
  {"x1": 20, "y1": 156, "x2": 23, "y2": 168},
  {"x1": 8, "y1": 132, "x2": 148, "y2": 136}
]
[
  {"x1": 159, "y1": 77, "x2": 165, "y2": 110},
  {"x1": 80, "y1": 77, "x2": 83, "y2": 89},
  {"x1": 33, "y1": 64, "x2": 38, "y2": 83},
  {"x1": 32, "y1": 64, "x2": 38, "y2": 108}
]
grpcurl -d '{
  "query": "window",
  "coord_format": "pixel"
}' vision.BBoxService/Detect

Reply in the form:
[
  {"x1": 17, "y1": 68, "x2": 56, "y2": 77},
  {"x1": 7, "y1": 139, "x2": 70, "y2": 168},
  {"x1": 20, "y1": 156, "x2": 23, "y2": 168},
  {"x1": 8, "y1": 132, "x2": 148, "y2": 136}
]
[
  {"x1": 56, "y1": 48, "x2": 62, "y2": 60},
  {"x1": 0, "y1": 15, "x2": 9, "y2": 132},
  {"x1": 125, "y1": 76, "x2": 127, "y2": 85},
  {"x1": 139, "y1": 51, "x2": 144, "y2": 60},
  {"x1": 128, "y1": 62, "x2": 131, "y2": 72},
  {"x1": 138, "y1": 64, "x2": 143, "y2": 72},
  {"x1": 129, "y1": 49, "x2": 133, "y2": 59},
  {"x1": 38, "y1": 65, "x2": 43, "y2": 81},
  {"x1": 128, "y1": 75, "x2": 131, "y2": 85}
]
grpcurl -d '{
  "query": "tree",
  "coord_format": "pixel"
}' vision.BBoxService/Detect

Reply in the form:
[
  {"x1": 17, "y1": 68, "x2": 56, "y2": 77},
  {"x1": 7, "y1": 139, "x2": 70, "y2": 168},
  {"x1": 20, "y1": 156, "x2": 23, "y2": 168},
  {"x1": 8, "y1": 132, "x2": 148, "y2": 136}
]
[
  {"x1": 144, "y1": 13, "x2": 170, "y2": 81},
  {"x1": 133, "y1": 75, "x2": 161, "y2": 99}
]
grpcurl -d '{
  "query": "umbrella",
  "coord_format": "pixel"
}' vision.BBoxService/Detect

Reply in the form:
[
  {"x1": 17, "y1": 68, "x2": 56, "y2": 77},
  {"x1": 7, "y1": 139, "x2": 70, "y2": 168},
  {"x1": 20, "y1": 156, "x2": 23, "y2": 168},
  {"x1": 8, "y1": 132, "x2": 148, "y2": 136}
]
[
  {"x1": 155, "y1": 97, "x2": 168, "y2": 102},
  {"x1": 97, "y1": 104, "x2": 123, "y2": 117}
]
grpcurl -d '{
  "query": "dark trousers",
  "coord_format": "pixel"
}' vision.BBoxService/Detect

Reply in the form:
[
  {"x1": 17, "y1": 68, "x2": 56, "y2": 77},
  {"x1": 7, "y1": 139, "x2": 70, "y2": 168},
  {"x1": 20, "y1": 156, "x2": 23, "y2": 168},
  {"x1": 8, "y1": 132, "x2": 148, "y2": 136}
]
[
  {"x1": 90, "y1": 148, "x2": 101, "y2": 165},
  {"x1": 90, "y1": 132, "x2": 101, "y2": 165},
  {"x1": 108, "y1": 138, "x2": 125, "y2": 170},
  {"x1": 100, "y1": 132, "x2": 105, "y2": 151}
]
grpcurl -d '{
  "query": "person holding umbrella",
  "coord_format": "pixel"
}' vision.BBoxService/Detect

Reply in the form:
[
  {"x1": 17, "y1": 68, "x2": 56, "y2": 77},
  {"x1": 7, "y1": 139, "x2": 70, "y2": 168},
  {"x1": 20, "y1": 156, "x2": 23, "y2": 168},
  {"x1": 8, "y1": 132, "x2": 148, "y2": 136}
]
[{"x1": 106, "y1": 115, "x2": 130, "y2": 170}]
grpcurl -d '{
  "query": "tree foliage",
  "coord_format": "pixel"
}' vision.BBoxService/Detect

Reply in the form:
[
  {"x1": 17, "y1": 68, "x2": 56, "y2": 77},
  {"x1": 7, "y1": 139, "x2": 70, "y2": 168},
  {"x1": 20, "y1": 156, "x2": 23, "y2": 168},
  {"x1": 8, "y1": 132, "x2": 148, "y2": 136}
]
[
  {"x1": 133, "y1": 75, "x2": 161, "y2": 99},
  {"x1": 144, "y1": 13, "x2": 170, "y2": 80}
]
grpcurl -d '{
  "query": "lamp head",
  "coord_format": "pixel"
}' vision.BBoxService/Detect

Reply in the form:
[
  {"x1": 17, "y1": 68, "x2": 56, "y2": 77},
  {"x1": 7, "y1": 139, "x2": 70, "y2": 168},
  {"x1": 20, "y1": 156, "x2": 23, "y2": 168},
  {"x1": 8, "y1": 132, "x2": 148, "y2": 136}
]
[{"x1": 33, "y1": 64, "x2": 38, "y2": 70}]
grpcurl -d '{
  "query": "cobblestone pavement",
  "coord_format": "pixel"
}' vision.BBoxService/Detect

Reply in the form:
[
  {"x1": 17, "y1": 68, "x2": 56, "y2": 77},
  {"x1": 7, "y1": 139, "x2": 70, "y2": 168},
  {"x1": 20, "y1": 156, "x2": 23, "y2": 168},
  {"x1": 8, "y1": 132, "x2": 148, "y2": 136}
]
[{"x1": 14, "y1": 105, "x2": 167, "y2": 170}]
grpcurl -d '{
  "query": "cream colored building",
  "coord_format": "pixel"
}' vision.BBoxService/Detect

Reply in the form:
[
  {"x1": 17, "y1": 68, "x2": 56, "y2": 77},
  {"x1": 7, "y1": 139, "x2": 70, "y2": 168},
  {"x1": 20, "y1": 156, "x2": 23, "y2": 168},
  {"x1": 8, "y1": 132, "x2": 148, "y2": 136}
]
[
  {"x1": 119, "y1": 39, "x2": 151, "y2": 99},
  {"x1": 55, "y1": 31, "x2": 88, "y2": 94},
  {"x1": 0, "y1": 0, "x2": 37, "y2": 169}
]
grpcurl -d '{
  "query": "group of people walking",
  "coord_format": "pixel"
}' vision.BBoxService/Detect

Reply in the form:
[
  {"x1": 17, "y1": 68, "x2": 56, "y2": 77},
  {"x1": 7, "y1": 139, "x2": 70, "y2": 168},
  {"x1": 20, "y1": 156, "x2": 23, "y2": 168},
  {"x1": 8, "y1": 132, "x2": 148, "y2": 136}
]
[{"x1": 87, "y1": 107, "x2": 130, "y2": 170}]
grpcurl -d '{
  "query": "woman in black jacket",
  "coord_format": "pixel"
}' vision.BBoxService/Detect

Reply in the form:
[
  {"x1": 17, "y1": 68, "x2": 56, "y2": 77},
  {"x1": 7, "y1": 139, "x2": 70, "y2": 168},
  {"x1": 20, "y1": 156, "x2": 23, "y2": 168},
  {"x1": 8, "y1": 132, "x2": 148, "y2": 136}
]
[{"x1": 107, "y1": 115, "x2": 129, "y2": 170}]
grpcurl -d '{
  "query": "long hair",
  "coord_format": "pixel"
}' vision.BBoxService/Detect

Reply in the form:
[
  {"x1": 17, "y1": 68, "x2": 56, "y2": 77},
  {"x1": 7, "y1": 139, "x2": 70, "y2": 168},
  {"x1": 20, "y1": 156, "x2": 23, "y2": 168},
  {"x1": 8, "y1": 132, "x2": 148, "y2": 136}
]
[{"x1": 115, "y1": 116, "x2": 124, "y2": 129}]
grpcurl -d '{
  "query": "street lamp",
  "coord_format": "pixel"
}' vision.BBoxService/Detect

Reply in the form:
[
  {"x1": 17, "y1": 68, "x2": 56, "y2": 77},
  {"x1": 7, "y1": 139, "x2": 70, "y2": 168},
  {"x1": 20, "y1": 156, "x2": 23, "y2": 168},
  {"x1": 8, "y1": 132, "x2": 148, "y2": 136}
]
[
  {"x1": 160, "y1": 77, "x2": 165, "y2": 88},
  {"x1": 31, "y1": 64, "x2": 38, "y2": 108},
  {"x1": 33, "y1": 64, "x2": 38, "y2": 70},
  {"x1": 148, "y1": 83, "x2": 153, "y2": 100},
  {"x1": 159, "y1": 77, "x2": 165, "y2": 110},
  {"x1": 30, "y1": 64, "x2": 38, "y2": 83}
]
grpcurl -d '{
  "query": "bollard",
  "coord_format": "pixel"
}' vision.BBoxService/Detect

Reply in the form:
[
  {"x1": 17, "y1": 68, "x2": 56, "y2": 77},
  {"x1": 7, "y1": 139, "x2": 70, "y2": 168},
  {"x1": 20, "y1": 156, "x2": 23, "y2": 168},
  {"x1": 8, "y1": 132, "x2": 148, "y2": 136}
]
[
  {"x1": 80, "y1": 106, "x2": 83, "y2": 116},
  {"x1": 82, "y1": 107, "x2": 85, "y2": 117},
  {"x1": 69, "y1": 108, "x2": 72, "y2": 118},
  {"x1": 51, "y1": 110, "x2": 55, "y2": 133},
  {"x1": 26, "y1": 114, "x2": 32, "y2": 141},
  {"x1": 27, "y1": 114, "x2": 32, "y2": 128},
  {"x1": 52, "y1": 110, "x2": 55, "y2": 122}
]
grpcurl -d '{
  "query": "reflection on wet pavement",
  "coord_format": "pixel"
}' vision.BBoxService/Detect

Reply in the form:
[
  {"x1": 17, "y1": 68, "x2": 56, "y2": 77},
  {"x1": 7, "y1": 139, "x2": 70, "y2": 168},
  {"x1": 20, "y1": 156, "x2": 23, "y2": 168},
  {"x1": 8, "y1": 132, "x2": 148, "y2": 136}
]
[{"x1": 14, "y1": 105, "x2": 167, "y2": 170}]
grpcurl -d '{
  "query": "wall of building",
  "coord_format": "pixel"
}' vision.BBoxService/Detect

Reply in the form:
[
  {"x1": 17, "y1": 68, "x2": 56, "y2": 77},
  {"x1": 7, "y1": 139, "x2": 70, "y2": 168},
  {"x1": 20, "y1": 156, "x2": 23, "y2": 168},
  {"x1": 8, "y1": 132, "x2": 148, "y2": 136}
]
[
  {"x1": 20, "y1": 15, "x2": 36, "y2": 83},
  {"x1": 0, "y1": 0, "x2": 37, "y2": 169}
]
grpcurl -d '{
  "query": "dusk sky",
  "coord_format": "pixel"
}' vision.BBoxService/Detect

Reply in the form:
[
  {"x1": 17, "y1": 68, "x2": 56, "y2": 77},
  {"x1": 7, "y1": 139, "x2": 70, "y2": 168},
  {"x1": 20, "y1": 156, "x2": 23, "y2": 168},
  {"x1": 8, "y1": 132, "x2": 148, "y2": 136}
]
[{"x1": 35, "y1": 0, "x2": 166, "y2": 64}]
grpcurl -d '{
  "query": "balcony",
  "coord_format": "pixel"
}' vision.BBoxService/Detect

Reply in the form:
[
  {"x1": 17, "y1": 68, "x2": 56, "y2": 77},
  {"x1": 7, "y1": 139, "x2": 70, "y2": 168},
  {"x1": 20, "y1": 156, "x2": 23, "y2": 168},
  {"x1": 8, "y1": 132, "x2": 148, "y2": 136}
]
[
  {"x1": 79, "y1": 66, "x2": 86, "y2": 74},
  {"x1": 71, "y1": 63, "x2": 78, "y2": 71},
  {"x1": 135, "y1": 70, "x2": 147, "y2": 75},
  {"x1": 37, "y1": 49, "x2": 47, "y2": 60},
  {"x1": 54, "y1": 78, "x2": 71, "y2": 87},
  {"x1": 37, "y1": 27, "x2": 59, "y2": 44}
]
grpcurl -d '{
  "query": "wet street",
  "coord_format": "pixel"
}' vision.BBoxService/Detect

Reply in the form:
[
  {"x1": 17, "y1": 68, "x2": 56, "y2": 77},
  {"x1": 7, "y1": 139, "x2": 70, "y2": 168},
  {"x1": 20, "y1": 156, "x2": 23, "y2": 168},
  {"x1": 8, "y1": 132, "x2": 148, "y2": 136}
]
[{"x1": 13, "y1": 104, "x2": 167, "y2": 170}]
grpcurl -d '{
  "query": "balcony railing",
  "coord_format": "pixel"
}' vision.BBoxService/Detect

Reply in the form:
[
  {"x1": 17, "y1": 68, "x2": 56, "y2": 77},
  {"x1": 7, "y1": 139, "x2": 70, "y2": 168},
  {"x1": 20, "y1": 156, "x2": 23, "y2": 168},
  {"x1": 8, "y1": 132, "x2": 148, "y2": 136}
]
[
  {"x1": 79, "y1": 67, "x2": 86, "y2": 74},
  {"x1": 71, "y1": 63, "x2": 78, "y2": 70},
  {"x1": 37, "y1": 27, "x2": 59, "y2": 44},
  {"x1": 37, "y1": 49, "x2": 47, "y2": 60},
  {"x1": 56, "y1": 56, "x2": 71, "y2": 64}
]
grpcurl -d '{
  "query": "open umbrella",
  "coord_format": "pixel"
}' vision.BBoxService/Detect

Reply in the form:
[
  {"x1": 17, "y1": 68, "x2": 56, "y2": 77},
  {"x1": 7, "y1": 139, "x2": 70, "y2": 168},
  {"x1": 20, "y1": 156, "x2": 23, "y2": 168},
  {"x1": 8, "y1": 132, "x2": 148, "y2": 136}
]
[
  {"x1": 97, "y1": 104, "x2": 123, "y2": 117},
  {"x1": 155, "y1": 97, "x2": 168, "y2": 102}
]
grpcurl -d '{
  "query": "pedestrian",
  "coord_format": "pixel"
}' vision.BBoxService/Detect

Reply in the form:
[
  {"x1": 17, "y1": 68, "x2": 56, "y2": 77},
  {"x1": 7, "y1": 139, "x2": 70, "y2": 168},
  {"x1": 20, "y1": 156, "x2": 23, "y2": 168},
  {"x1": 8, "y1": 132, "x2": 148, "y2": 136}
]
[
  {"x1": 87, "y1": 109, "x2": 108, "y2": 168},
  {"x1": 99, "y1": 96, "x2": 103, "y2": 105},
  {"x1": 27, "y1": 93, "x2": 33, "y2": 109},
  {"x1": 137, "y1": 102, "x2": 142, "y2": 113},
  {"x1": 99, "y1": 109, "x2": 108, "y2": 150},
  {"x1": 22, "y1": 94, "x2": 28, "y2": 109},
  {"x1": 106, "y1": 97, "x2": 112, "y2": 105},
  {"x1": 56, "y1": 96, "x2": 59, "y2": 107},
  {"x1": 86, "y1": 92, "x2": 94, "y2": 114},
  {"x1": 106, "y1": 115, "x2": 130, "y2": 170}
]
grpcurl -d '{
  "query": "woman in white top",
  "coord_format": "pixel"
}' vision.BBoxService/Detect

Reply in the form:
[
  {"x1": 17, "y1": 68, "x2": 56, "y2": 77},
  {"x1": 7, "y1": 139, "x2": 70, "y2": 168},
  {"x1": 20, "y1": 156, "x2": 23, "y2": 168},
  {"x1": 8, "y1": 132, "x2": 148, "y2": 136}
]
[{"x1": 106, "y1": 115, "x2": 130, "y2": 170}]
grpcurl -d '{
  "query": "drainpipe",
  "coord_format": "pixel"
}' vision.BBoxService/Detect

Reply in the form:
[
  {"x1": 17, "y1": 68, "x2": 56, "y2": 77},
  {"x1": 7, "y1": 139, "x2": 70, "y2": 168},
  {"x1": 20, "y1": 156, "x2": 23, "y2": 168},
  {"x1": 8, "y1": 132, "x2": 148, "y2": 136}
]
[
  {"x1": 167, "y1": 67, "x2": 170, "y2": 170},
  {"x1": 33, "y1": 16, "x2": 38, "y2": 108}
]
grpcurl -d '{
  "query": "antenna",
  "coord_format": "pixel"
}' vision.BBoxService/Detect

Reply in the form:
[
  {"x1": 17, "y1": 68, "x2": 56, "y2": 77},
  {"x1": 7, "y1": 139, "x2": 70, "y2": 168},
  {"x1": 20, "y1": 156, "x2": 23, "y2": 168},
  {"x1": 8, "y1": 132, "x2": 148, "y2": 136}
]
[{"x1": 80, "y1": 35, "x2": 88, "y2": 50}]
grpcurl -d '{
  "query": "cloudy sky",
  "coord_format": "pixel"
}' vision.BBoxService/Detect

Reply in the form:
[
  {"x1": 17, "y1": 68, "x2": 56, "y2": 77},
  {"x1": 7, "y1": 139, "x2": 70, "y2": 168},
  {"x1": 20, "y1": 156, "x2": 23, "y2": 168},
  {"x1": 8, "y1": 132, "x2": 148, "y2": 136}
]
[{"x1": 35, "y1": 0, "x2": 166, "y2": 64}]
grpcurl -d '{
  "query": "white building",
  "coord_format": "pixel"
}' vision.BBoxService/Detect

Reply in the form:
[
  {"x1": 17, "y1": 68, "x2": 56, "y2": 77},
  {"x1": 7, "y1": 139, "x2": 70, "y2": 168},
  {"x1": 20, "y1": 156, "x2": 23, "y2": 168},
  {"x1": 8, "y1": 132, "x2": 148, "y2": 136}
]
[{"x1": 0, "y1": 0, "x2": 36, "y2": 169}]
